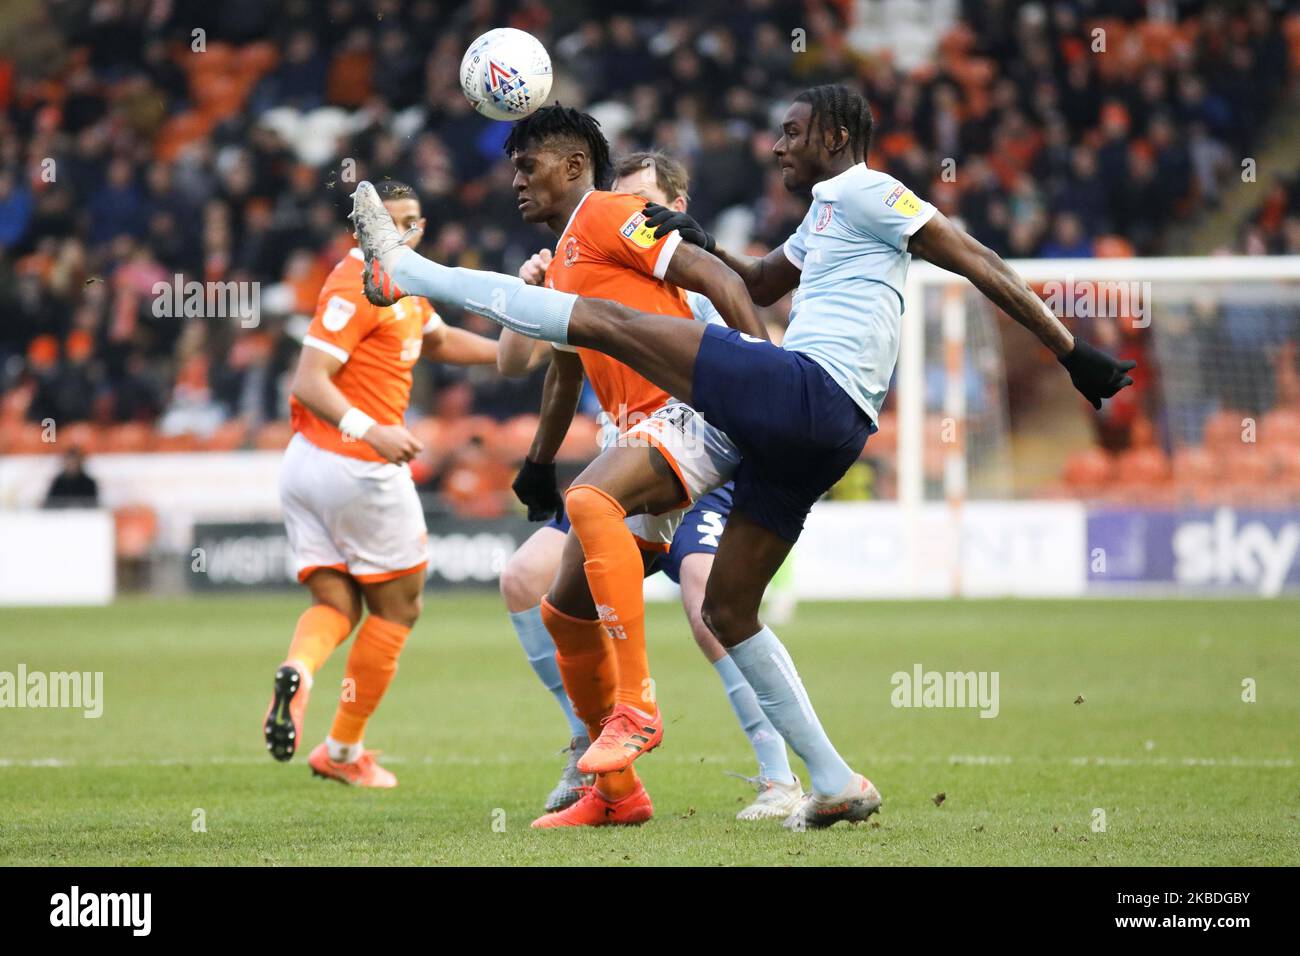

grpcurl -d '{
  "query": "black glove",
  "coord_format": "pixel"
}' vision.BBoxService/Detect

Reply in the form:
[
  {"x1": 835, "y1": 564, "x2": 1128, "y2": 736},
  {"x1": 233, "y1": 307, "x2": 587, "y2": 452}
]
[
  {"x1": 1059, "y1": 338, "x2": 1136, "y2": 410},
  {"x1": 512, "y1": 458, "x2": 564, "y2": 521},
  {"x1": 643, "y1": 202, "x2": 715, "y2": 253}
]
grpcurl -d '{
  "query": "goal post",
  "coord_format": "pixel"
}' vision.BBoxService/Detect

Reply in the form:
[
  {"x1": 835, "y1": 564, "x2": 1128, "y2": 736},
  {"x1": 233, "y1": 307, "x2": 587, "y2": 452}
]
[{"x1": 896, "y1": 254, "x2": 1300, "y2": 596}]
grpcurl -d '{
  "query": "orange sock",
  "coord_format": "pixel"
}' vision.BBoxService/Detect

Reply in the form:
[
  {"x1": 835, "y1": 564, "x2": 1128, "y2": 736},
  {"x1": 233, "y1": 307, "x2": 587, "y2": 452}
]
[
  {"x1": 285, "y1": 604, "x2": 354, "y2": 677},
  {"x1": 329, "y1": 615, "x2": 410, "y2": 745},
  {"x1": 541, "y1": 598, "x2": 614, "y2": 735},
  {"x1": 540, "y1": 599, "x2": 641, "y2": 802},
  {"x1": 565, "y1": 484, "x2": 655, "y2": 714}
]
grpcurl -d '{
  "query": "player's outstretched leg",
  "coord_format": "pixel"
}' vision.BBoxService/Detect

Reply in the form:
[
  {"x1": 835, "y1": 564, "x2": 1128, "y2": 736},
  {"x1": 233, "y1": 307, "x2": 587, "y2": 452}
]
[
  {"x1": 704, "y1": 512, "x2": 882, "y2": 830},
  {"x1": 350, "y1": 181, "x2": 703, "y2": 405}
]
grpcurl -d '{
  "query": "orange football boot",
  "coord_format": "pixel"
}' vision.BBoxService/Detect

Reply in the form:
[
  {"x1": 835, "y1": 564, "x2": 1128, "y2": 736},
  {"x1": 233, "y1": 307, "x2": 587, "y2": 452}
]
[
  {"x1": 307, "y1": 742, "x2": 398, "y2": 788},
  {"x1": 530, "y1": 782, "x2": 654, "y2": 828},
  {"x1": 263, "y1": 663, "x2": 310, "y2": 762},
  {"x1": 576, "y1": 703, "x2": 663, "y2": 774}
]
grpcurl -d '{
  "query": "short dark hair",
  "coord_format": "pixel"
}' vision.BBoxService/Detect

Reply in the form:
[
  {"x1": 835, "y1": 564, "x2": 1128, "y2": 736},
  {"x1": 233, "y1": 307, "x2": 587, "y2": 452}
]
[
  {"x1": 503, "y1": 105, "x2": 613, "y2": 189},
  {"x1": 375, "y1": 180, "x2": 417, "y2": 202},
  {"x1": 612, "y1": 150, "x2": 690, "y2": 204},
  {"x1": 795, "y1": 84, "x2": 874, "y2": 161}
]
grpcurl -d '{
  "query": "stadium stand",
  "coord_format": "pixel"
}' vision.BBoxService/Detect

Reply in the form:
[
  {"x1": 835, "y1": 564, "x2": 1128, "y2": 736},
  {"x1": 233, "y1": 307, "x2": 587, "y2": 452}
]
[{"x1": 0, "y1": 0, "x2": 1297, "y2": 514}]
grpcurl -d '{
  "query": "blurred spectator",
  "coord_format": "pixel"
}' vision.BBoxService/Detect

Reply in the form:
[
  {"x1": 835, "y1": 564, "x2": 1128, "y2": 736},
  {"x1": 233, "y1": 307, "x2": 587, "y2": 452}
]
[{"x1": 43, "y1": 447, "x2": 99, "y2": 508}]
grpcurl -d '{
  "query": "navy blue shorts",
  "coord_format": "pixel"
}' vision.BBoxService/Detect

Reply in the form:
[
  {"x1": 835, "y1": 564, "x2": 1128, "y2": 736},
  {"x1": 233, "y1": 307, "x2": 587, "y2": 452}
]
[
  {"x1": 545, "y1": 483, "x2": 734, "y2": 584},
  {"x1": 689, "y1": 324, "x2": 875, "y2": 542}
]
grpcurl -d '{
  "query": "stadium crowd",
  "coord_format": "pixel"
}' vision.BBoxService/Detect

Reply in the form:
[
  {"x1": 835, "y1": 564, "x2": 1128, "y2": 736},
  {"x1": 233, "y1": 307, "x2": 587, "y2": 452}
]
[{"x1": 0, "y1": 0, "x2": 1297, "y2": 511}]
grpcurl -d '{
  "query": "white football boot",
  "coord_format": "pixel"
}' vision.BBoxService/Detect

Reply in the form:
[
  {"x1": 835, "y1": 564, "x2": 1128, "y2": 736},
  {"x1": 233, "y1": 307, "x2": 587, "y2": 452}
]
[
  {"x1": 782, "y1": 773, "x2": 882, "y2": 830},
  {"x1": 731, "y1": 773, "x2": 804, "y2": 822}
]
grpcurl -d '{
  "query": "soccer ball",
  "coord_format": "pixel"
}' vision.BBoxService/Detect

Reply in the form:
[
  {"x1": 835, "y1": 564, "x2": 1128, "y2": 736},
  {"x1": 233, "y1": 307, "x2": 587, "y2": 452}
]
[{"x1": 459, "y1": 28, "x2": 553, "y2": 122}]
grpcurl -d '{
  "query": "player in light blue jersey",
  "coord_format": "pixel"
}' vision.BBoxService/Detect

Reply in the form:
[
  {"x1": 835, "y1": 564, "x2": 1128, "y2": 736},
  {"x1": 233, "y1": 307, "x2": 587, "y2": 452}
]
[{"x1": 348, "y1": 84, "x2": 1134, "y2": 830}]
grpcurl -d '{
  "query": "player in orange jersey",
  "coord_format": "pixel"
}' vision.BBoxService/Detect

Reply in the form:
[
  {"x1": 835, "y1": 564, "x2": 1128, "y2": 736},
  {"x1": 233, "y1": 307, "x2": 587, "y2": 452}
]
[
  {"x1": 262, "y1": 180, "x2": 498, "y2": 787},
  {"x1": 375, "y1": 106, "x2": 763, "y2": 827},
  {"x1": 498, "y1": 151, "x2": 802, "y2": 823}
]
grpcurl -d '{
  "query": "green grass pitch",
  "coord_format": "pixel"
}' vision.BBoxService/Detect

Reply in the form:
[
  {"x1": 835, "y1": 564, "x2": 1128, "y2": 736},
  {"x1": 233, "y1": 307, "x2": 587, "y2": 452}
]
[{"x1": 1, "y1": 595, "x2": 1296, "y2": 866}]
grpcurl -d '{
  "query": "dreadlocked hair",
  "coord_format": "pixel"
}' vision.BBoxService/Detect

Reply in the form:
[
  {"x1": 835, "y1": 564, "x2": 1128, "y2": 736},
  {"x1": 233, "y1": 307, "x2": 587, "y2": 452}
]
[
  {"x1": 503, "y1": 104, "x2": 613, "y2": 189},
  {"x1": 795, "y1": 84, "x2": 874, "y2": 161}
]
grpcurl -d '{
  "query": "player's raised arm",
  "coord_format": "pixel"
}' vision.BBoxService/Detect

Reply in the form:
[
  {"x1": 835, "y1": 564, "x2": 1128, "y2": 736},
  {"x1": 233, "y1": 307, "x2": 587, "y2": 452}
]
[
  {"x1": 907, "y1": 211, "x2": 1135, "y2": 409},
  {"x1": 662, "y1": 241, "x2": 768, "y2": 340},
  {"x1": 420, "y1": 317, "x2": 499, "y2": 365},
  {"x1": 645, "y1": 203, "x2": 801, "y2": 307},
  {"x1": 513, "y1": 346, "x2": 584, "y2": 520}
]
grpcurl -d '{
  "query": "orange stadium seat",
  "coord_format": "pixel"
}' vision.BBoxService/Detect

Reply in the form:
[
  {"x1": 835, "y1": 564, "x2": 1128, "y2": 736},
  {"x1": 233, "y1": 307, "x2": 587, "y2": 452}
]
[
  {"x1": 101, "y1": 423, "x2": 153, "y2": 454},
  {"x1": 154, "y1": 432, "x2": 200, "y2": 452},
  {"x1": 254, "y1": 421, "x2": 294, "y2": 450},
  {"x1": 441, "y1": 414, "x2": 499, "y2": 451},
  {"x1": 1284, "y1": 13, "x2": 1300, "y2": 70},
  {"x1": 182, "y1": 41, "x2": 235, "y2": 77},
  {"x1": 557, "y1": 415, "x2": 601, "y2": 462},
  {"x1": 1092, "y1": 235, "x2": 1135, "y2": 258},
  {"x1": 490, "y1": 414, "x2": 541, "y2": 462},
  {"x1": 1201, "y1": 409, "x2": 1250, "y2": 450},
  {"x1": 409, "y1": 417, "x2": 445, "y2": 456},
  {"x1": 235, "y1": 41, "x2": 279, "y2": 77},
  {"x1": 7, "y1": 424, "x2": 57, "y2": 455},
  {"x1": 203, "y1": 419, "x2": 249, "y2": 451},
  {"x1": 1170, "y1": 445, "x2": 1218, "y2": 503},
  {"x1": 58, "y1": 422, "x2": 100, "y2": 454},
  {"x1": 1114, "y1": 446, "x2": 1173, "y2": 504},
  {"x1": 155, "y1": 111, "x2": 214, "y2": 162},
  {"x1": 1260, "y1": 408, "x2": 1300, "y2": 448},
  {"x1": 113, "y1": 505, "x2": 159, "y2": 560},
  {"x1": 1062, "y1": 447, "x2": 1115, "y2": 497}
]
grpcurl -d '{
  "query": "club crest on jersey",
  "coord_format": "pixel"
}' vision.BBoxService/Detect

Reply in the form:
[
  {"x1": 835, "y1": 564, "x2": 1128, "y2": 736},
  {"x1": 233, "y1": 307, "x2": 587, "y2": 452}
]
[
  {"x1": 884, "y1": 184, "x2": 922, "y2": 217},
  {"x1": 564, "y1": 236, "x2": 579, "y2": 266},
  {"x1": 815, "y1": 203, "x2": 833, "y2": 232},
  {"x1": 619, "y1": 210, "x2": 658, "y2": 249},
  {"x1": 322, "y1": 295, "x2": 356, "y2": 332}
]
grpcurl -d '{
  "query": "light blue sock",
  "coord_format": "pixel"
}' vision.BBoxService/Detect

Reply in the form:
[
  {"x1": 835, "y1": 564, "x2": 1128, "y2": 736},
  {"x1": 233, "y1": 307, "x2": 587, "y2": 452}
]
[
  {"x1": 726, "y1": 626, "x2": 852, "y2": 796},
  {"x1": 390, "y1": 250, "x2": 575, "y2": 343},
  {"x1": 508, "y1": 606, "x2": 586, "y2": 739},
  {"x1": 713, "y1": 655, "x2": 796, "y2": 785}
]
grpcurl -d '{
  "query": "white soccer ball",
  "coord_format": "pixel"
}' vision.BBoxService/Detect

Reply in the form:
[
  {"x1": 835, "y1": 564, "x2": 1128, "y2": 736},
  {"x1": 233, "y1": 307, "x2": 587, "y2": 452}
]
[{"x1": 459, "y1": 28, "x2": 553, "y2": 122}]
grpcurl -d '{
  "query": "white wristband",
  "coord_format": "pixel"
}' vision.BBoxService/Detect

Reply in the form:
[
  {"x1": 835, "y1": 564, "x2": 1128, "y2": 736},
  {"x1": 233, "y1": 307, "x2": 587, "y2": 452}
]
[{"x1": 338, "y1": 407, "x2": 376, "y2": 441}]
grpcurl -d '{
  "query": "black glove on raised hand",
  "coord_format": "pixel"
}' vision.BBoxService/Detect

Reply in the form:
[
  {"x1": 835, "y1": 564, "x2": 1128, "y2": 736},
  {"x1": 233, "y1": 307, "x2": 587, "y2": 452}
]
[
  {"x1": 512, "y1": 458, "x2": 564, "y2": 521},
  {"x1": 1059, "y1": 338, "x2": 1136, "y2": 410},
  {"x1": 643, "y1": 203, "x2": 715, "y2": 253}
]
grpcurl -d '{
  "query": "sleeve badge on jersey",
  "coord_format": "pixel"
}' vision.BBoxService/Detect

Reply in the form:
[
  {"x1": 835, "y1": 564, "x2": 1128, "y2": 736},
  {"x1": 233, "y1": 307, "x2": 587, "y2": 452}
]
[
  {"x1": 321, "y1": 294, "x2": 357, "y2": 332},
  {"x1": 618, "y1": 210, "x2": 659, "y2": 249},
  {"x1": 884, "y1": 184, "x2": 922, "y2": 217}
]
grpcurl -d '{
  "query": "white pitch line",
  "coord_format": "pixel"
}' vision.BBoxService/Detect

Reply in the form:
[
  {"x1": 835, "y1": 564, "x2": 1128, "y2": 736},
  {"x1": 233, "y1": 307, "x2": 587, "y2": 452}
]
[{"x1": 0, "y1": 754, "x2": 1293, "y2": 769}]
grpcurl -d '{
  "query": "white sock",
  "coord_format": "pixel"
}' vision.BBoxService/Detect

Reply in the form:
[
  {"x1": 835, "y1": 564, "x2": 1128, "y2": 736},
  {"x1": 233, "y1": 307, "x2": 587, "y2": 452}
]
[
  {"x1": 326, "y1": 736, "x2": 363, "y2": 765},
  {"x1": 726, "y1": 626, "x2": 852, "y2": 796}
]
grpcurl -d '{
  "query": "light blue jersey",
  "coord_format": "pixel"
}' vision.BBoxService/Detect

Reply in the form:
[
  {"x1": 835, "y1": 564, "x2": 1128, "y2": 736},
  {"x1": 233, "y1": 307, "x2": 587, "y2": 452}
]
[{"x1": 781, "y1": 163, "x2": 936, "y2": 421}]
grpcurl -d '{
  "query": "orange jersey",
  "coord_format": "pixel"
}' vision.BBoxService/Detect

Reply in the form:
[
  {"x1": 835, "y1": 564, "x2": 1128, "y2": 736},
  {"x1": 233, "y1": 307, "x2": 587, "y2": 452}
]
[
  {"x1": 544, "y1": 191, "x2": 694, "y2": 421},
  {"x1": 290, "y1": 248, "x2": 443, "y2": 461}
]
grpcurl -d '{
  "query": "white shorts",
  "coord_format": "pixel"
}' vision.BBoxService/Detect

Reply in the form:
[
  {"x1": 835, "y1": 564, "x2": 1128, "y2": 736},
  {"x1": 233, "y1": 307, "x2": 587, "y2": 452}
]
[
  {"x1": 280, "y1": 433, "x2": 428, "y2": 583},
  {"x1": 618, "y1": 402, "x2": 740, "y2": 549}
]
